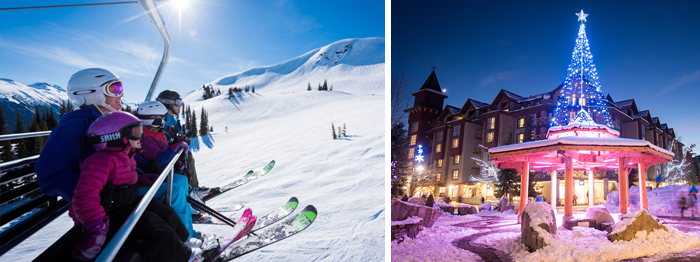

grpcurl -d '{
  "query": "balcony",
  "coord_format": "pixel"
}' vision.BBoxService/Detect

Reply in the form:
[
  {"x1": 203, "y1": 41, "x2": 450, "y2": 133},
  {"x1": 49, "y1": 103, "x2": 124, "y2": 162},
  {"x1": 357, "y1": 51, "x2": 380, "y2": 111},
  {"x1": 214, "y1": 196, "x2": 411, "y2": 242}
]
[
  {"x1": 535, "y1": 116, "x2": 553, "y2": 125},
  {"x1": 475, "y1": 130, "x2": 483, "y2": 140},
  {"x1": 534, "y1": 134, "x2": 546, "y2": 141},
  {"x1": 473, "y1": 146, "x2": 481, "y2": 154},
  {"x1": 472, "y1": 161, "x2": 480, "y2": 169}
]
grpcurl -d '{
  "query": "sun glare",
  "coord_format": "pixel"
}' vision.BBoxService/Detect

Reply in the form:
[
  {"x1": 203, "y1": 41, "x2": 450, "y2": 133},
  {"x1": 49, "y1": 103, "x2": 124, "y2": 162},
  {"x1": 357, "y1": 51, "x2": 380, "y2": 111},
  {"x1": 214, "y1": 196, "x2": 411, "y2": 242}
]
[{"x1": 172, "y1": 0, "x2": 189, "y2": 10}]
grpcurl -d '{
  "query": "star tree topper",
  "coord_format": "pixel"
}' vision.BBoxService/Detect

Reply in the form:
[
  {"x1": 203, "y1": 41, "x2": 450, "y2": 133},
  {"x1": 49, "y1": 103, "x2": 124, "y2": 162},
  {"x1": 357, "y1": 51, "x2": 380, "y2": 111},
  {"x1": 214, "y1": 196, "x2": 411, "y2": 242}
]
[{"x1": 576, "y1": 10, "x2": 588, "y2": 23}]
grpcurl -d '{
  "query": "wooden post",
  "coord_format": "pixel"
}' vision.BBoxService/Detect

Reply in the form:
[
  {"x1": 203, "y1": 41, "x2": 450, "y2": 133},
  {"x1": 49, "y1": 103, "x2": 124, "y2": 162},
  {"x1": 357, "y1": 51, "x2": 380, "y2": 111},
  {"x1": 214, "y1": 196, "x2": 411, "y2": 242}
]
[
  {"x1": 588, "y1": 170, "x2": 595, "y2": 207},
  {"x1": 551, "y1": 170, "x2": 558, "y2": 212},
  {"x1": 565, "y1": 156, "x2": 573, "y2": 217},
  {"x1": 619, "y1": 158, "x2": 628, "y2": 214},
  {"x1": 639, "y1": 162, "x2": 648, "y2": 210},
  {"x1": 519, "y1": 162, "x2": 530, "y2": 217}
]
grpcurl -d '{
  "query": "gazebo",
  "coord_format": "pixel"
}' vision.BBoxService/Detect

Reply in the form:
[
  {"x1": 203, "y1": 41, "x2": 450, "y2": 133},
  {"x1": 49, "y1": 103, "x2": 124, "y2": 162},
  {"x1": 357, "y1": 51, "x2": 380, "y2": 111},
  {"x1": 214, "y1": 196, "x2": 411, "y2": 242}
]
[{"x1": 488, "y1": 109, "x2": 674, "y2": 224}]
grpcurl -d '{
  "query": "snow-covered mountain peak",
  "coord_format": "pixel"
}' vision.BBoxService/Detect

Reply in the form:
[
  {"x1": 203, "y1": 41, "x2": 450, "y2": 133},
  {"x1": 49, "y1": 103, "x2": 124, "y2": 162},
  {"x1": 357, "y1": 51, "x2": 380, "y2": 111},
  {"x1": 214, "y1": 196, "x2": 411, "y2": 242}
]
[
  {"x1": 28, "y1": 82, "x2": 65, "y2": 92},
  {"x1": 210, "y1": 37, "x2": 384, "y2": 88}
]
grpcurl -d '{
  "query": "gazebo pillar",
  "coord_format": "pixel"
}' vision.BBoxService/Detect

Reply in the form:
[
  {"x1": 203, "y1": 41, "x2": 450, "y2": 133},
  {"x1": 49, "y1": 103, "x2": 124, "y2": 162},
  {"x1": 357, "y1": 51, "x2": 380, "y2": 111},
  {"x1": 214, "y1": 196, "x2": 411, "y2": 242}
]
[
  {"x1": 639, "y1": 162, "x2": 648, "y2": 210},
  {"x1": 551, "y1": 170, "x2": 558, "y2": 212},
  {"x1": 519, "y1": 161, "x2": 530, "y2": 218},
  {"x1": 564, "y1": 156, "x2": 573, "y2": 219},
  {"x1": 619, "y1": 158, "x2": 628, "y2": 214},
  {"x1": 588, "y1": 170, "x2": 595, "y2": 207}
]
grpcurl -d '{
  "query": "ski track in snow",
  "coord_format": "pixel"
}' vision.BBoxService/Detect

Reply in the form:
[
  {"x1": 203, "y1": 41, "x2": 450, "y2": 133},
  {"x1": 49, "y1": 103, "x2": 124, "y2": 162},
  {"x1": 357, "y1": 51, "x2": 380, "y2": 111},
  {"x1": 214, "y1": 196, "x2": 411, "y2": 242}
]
[{"x1": 1, "y1": 38, "x2": 385, "y2": 261}]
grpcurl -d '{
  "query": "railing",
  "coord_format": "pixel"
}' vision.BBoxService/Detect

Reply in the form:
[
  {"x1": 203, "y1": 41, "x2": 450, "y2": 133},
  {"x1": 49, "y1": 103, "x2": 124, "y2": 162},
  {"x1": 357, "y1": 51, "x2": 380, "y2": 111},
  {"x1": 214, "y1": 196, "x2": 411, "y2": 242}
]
[
  {"x1": 475, "y1": 130, "x2": 483, "y2": 140},
  {"x1": 534, "y1": 134, "x2": 547, "y2": 141},
  {"x1": 473, "y1": 146, "x2": 481, "y2": 154},
  {"x1": 535, "y1": 117, "x2": 552, "y2": 125},
  {"x1": 472, "y1": 162, "x2": 480, "y2": 169},
  {"x1": 97, "y1": 149, "x2": 182, "y2": 262}
]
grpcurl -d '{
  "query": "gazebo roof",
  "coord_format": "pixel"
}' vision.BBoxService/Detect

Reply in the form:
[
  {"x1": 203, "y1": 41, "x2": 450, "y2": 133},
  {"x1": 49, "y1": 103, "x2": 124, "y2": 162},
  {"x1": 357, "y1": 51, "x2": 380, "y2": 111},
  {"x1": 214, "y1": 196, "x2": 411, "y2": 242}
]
[{"x1": 488, "y1": 110, "x2": 674, "y2": 171}]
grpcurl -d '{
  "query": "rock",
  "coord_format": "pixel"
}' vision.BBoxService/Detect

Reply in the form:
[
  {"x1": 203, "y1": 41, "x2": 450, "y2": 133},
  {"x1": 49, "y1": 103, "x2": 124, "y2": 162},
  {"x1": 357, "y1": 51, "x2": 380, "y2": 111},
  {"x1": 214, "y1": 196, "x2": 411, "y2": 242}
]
[
  {"x1": 391, "y1": 200, "x2": 442, "y2": 228},
  {"x1": 585, "y1": 206, "x2": 615, "y2": 230},
  {"x1": 521, "y1": 202, "x2": 557, "y2": 252},
  {"x1": 458, "y1": 205, "x2": 477, "y2": 215},
  {"x1": 478, "y1": 202, "x2": 492, "y2": 212},
  {"x1": 440, "y1": 196, "x2": 451, "y2": 204},
  {"x1": 408, "y1": 197, "x2": 426, "y2": 206},
  {"x1": 607, "y1": 209, "x2": 668, "y2": 242}
]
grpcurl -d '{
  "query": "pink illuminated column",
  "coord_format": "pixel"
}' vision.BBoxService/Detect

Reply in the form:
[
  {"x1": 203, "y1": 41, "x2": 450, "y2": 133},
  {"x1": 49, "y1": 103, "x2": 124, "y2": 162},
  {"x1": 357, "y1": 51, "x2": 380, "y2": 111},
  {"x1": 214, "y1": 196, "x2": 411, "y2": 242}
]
[
  {"x1": 619, "y1": 158, "x2": 628, "y2": 214},
  {"x1": 551, "y1": 170, "x2": 558, "y2": 212},
  {"x1": 519, "y1": 162, "x2": 530, "y2": 217},
  {"x1": 638, "y1": 162, "x2": 648, "y2": 210},
  {"x1": 565, "y1": 157, "x2": 573, "y2": 217},
  {"x1": 588, "y1": 170, "x2": 595, "y2": 207}
]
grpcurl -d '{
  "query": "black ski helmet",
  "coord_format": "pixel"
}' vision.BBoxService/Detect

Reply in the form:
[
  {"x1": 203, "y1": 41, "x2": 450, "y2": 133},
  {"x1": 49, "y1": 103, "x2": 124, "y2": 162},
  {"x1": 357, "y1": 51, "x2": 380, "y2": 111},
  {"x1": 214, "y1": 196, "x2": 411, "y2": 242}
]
[{"x1": 156, "y1": 90, "x2": 182, "y2": 112}]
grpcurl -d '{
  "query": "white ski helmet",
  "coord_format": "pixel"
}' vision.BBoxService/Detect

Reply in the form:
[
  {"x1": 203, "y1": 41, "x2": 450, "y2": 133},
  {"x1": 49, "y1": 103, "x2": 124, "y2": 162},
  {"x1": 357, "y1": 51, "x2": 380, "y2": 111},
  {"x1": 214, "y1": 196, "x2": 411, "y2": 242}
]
[
  {"x1": 67, "y1": 68, "x2": 123, "y2": 109},
  {"x1": 135, "y1": 101, "x2": 168, "y2": 128}
]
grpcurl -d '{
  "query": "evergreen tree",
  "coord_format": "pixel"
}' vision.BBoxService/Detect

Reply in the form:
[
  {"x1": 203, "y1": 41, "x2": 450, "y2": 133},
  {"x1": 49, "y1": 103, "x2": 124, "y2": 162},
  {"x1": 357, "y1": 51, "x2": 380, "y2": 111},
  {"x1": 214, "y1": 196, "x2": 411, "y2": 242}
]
[
  {"x1": 330, "y1": 85, "x2": 333, "y2": 91},
  {"x1": 318, "y1": 84, "x2": 322, "y2": 91},
  {"x1": 191, "y1": 109, "x2": 198, "y2": 136},
  {"x1": 14, "y1": 111, "x2": 30, "y2": 158},
  {"x1": 308, "y1": 83, "x2": 311, "y2": 91},
  {"x1": 252, "y1": 85, "x2": 255, "y2": 93},
  {"x1": 342, "y1": 124, "x2": 346, "y2": 137},
  {"x1": 199, "y1": 108, "x2": 209, "y2": 136},
  {"x1": 332, "y1": 123, "x2": 337, "y2": 139},
  {"x1": 210, "y1": 126, "x2": 213, "y2": 132},
  {"x1": 338, "y1": 127, "x2": 341, "y2": 138},
  {"x1": 551, "y1": 14, "x2": 613, "y2": 128},
  {"x1": 493, "y1": 169, "x2": 520, "y2": 201},
  {"x1": 1, "y1": 102, "x2": 16, "y2": 161},
  {"x1": 391, "y1": 122, "x2": 410, "y2": 197},
  {"x1": 33, "y1": 105, "x2": 42, "y2": 126},
  {"x1": 524, "y1": 114, "x2": 535, "y2": 142},
  {"x1": 323, "y1": 79, "x2": 328, "y2": 91},
  {"x1": 426, "y1": 194, "x2": 434, "y2": 207}
]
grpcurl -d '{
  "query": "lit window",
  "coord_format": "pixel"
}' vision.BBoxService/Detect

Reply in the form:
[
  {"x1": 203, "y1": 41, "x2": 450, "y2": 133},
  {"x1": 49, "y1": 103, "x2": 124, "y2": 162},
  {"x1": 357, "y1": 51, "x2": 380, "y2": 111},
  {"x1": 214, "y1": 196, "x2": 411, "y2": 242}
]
[
  {"x1": 436, "y1": 143, "x2": 442, "y2": 153},
  {"x1": 454, "y1": 155, "x2": 461, "y2": 165},
  {"x1": 452, "y1": 138, "x2": 459, "y2": 148},
  {"x1": 411, "y1": 122, "x2": 419, "y2": 133},
  {"x1": 488, "y1": 117, "x2": 495, "y2": 130},
  {"x1": 517, "y1": 133, "x2": 524, "y2": 143},
  {"x1": 438, "y1": 159, "x2": 443, "y2": 168},
  {"x1": 580, "y1": 98, "x2": 586, "y2": 106},
  {"x1": 436, "y1": 173, "x2": 441, "y2": 181},
  {"x1": 410, "y1": 135, "x2": 417, "y2": 146},
  {"x1": 487, "y1": 132, "x2": 494, "y2": 142},
  {"x1": 453, "y1": 125, "x2": 461, "y2": 137},
  {"x1": 452, "y1": 169, "x2": 459, "y2": 180},
  {"x1": 517, "y1": 117, "x2": 525, "y2": 128},
  {"x1": 408, "y1": 148, "x2": 415, "y2": 160}
]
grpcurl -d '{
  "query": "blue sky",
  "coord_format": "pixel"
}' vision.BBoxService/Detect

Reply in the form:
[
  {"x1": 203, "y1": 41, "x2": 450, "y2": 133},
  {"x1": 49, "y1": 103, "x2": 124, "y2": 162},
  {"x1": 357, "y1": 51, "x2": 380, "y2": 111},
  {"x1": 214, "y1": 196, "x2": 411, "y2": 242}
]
[
  {"x1": 1, "y1": 0, "x2": 384, "y2": 103},
  {"x1": 392, "y1": 0, "x2": 700, "y2": 148}
]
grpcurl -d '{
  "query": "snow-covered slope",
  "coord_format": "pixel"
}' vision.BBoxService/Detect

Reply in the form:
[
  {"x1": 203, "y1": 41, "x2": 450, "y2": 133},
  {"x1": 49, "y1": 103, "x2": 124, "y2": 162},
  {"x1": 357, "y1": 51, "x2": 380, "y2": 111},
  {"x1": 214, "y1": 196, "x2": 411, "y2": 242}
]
[
  {"x1": 1, "y1": 37, "x2": 385, "y2": 261},
  {"x1": 0, "y1": 79, "x2": 68, "y2": 132}
]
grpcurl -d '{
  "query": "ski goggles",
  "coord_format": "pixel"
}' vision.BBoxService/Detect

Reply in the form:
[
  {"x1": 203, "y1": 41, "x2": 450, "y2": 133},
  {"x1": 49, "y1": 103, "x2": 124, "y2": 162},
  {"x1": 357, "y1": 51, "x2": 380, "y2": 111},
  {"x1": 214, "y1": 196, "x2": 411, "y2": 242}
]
[
  {"x1": 157, "y1": 98, "x2": 183, "y2": 107},
  {"x1": 102, "y1": 80, "x2": 124, "y2": 97},
  {"x1": 88, "y1": 122, "x2": 143, "y2": 145},
  {"x1": 137, "y1": 114, "x2": 167, "y2": 128}
]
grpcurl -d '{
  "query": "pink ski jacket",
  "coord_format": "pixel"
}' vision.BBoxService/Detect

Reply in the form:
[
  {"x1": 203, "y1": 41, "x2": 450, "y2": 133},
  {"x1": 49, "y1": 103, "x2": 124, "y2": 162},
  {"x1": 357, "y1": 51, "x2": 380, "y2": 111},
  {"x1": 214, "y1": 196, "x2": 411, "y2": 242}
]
[{"x1": 70, "y1": 150, "x2": 138, "y2": 224}]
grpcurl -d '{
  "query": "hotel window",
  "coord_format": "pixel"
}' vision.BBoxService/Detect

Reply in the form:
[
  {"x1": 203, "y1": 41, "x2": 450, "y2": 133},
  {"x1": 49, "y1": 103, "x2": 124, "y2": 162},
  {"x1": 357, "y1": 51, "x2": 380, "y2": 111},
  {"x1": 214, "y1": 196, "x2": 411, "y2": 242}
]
[
  {"x1": 436, "y1": 173, "x2": 441, "y2": 181},
  {"x1": 517, "y1": 117, "x2": 525, "y2": 128},
  {"x1": 452, "y1": 169, "x2": 459, "y2": 180},
  {"x1": 408, "y1": 148, "x2": 415, "y2": 161},
  {"x1": 534, "y1": 101, "x2": 540, "y2": 106},
  {"x1": 641, "y1": 125, "x2": 646, "y2": 140},
  {"x1": 487, "y1": 117, "x2": 495, "y2": 130},
  {"x1": 452, "y1": 125, "x2": 461, "y2": 137},
  {"x1": 436, "y1": 131, "x2": 443, "y2": 143},
  {"x1": 410, "y1": 134, "x2": 417, "y2": 146},
  {"x1": 454, "y1": 155, "x2": 461, "y2": 165},
  {"x1": 517, "y1": 133, "x2": 524, "y2": 143},
  {"x1": 436, "y1": 143, "x2": 442, "y2": 153},
  {"x1": 579, "y1": 98, "x2": 586, "y2": 106},
  {"x1": 411, "y1": 122, "x2": 419, "y2": 133},
  {"x1": 437, "y1": 159, "x2": 443, "y2": 168},
  {"x1": 452, "y1": 138, "x2": 459, "y2": 148},
  {"x1": 487, "y1": 132, "x2": 495, "y2": 142},
  {"x1": 451, "y1": 187, "x2": 458, "y2": 197}
]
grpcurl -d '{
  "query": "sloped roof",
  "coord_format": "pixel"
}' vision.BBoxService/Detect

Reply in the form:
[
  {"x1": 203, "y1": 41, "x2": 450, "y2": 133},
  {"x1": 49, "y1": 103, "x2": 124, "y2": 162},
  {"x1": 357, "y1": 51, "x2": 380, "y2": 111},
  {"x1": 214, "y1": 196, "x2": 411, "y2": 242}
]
[
  {"x1": 437, "y1": 105, "x2": 461, "y2": 120},
  {"x1": 614, "y1": 99, "x2": 635, "y2": 108},
  {"x1": 419, "y1": 70, "x2": 443, "y2": 93}
]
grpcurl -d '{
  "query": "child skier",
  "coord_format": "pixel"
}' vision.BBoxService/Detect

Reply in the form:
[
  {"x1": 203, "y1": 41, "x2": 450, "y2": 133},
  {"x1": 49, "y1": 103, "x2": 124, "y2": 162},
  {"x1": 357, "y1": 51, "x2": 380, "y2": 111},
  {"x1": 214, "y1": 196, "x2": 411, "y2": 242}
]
[
  {"x1": 134, "y1": 101, "x2": 197, "y2": 238},
  {"x1": 71, "y1": 111, "x2": 202, "y2": 261}
]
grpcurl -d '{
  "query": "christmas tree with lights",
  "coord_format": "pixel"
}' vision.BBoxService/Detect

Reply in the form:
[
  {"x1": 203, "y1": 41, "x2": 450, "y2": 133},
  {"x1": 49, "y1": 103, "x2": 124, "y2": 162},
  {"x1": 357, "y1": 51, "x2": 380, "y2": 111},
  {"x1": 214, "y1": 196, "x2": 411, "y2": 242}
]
[{"x1": 551, "y1": 10, "x2": 614, "y2": 128}]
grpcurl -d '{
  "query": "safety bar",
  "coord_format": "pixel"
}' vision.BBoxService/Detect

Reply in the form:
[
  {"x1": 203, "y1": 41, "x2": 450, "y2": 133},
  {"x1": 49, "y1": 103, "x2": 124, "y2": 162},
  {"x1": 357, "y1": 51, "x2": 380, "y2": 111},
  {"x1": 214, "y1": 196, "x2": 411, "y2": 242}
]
[
  {"x1": 95, "y1": 149, "x2": 183, "y2": 262},
  {"x1": 0, "y1": 131, "x2": 51, "y2": 142}
]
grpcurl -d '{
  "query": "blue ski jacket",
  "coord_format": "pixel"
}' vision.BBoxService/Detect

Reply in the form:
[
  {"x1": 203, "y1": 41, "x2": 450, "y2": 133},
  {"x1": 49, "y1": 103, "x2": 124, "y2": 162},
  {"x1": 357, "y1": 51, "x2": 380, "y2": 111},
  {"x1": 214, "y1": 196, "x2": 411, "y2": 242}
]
[
  {"x1": 35, "y1": 105, "x2": 105, "y2": 201},
  {"x1": 164, "y1": 114, "x2": 182, "y2": 143}
]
